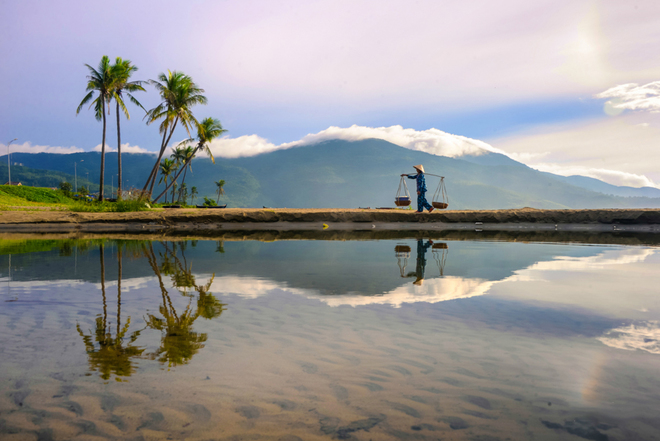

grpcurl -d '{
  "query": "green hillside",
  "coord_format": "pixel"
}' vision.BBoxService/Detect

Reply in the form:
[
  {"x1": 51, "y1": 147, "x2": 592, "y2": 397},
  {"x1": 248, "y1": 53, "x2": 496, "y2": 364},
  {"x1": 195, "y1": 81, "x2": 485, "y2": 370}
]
[
  {"x1": 5, "y1": 139, "x2": 660, "y2": 209},
  {"x1": 0, "y1": 162, "x2": 98, "y2": 191}
]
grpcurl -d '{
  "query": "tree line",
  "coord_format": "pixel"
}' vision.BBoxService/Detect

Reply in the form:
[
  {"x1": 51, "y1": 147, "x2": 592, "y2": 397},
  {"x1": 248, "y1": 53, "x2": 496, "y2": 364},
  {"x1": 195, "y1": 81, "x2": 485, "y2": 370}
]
[{"x1": 76, "y1": 56, "x2": 226, "y2": 202}]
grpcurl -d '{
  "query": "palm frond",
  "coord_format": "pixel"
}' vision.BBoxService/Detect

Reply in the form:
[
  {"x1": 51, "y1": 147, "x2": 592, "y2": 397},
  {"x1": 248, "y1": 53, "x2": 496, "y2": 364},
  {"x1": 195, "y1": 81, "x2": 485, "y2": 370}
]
[
  {"x1": 126, "y1": 93, "x2": 146, "y2": 112},
  {"x1": 77, "y1": 91, "x2": 95, "y2": 114},
  {"x1": 202, "y1": 144, "x2": 215, "y2": 164},
  {"x1": 116, "y1": 94, "x2": 130, "y2": 119},
  {"x1": 93, "y1": 97, "x2": 104, "y2": 121}
]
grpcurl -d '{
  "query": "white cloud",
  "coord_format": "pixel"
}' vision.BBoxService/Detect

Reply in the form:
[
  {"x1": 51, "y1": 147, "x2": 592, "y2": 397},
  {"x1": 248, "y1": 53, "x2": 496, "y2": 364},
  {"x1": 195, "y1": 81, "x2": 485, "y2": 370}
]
[
  {"x1": 207, "y1": 274, "x2": 493, "y2": 308},
  {"x1": 92, "y1": 143, "x2": 154, "y2": 154},
  {"x1": 290, "y1": 125, "x2": 503, "y2": 157},
  {"x1": 532, "y1": 164, "x2": 658, "y2": 189},
  {"x1": 598, "y1": 321, "x2": 660, "y2": 355},
  {"x1": 207, "y1": 125, "x2": 501, "y2": 159},
  {"x1": 318, "y1": 276, "x2": 494, "y2": 308},
  {"x1": 489, "y1": 113, "x2": 660, "y2": 188},
  {"x1": 519, "y1": 248, "x2": 655, "y2": 274},
  {"x1": 0, "y1": 141, "x2": 83, "y2": 155},
  {"x1": 595, "y1": 81, "x2": 660, "y2": 113},
  {"x1": 490, "y1": 248, "x2": 660, "y2": 320},
  {"x1": 206, "y1": 135, "x2": 281, "y2": 158}
]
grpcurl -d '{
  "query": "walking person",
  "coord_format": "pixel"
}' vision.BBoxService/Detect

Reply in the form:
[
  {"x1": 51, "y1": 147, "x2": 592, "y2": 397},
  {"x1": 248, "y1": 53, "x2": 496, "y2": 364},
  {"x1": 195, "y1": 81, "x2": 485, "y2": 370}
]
[{"x1": 401, "y1": 165, "x2": 434, "y2": 213}]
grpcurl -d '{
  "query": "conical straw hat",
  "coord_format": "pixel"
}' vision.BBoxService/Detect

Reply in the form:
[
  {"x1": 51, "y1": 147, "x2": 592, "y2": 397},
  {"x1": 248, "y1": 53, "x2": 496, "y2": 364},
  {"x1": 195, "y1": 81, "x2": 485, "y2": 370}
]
[{"x1": 413, "y1": 164, "x2": 425, "y2": 173}]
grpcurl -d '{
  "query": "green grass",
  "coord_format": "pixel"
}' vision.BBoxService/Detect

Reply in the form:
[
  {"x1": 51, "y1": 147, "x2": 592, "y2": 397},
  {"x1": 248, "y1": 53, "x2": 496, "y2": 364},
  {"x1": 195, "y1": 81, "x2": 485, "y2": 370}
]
[
  {"x1": 0, "y1": 185, "x2": 72, "y2": 204},
  {"x1": 0, "y1": 238, "x2": 108, "y2": 255},
  {"x1": 0, "y1": 185, "x2": 152, "y2": 212},
  {"x1": 70, "y1": 199, "x2": 151, "y2": 212}
]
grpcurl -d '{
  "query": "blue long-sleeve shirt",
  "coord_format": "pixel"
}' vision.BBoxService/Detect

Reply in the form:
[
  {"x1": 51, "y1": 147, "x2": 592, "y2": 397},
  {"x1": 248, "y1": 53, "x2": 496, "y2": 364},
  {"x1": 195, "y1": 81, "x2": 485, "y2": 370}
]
[{"x1": 407, "y1": 173, "x2": 427, "y2": 193}]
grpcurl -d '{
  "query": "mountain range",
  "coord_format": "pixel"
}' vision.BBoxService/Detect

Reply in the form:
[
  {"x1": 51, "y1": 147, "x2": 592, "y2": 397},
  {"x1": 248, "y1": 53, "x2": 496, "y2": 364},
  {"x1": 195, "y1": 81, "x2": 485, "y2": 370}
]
[{"x1": 3, "y1": 138, "x2": 660, "y2": 209}]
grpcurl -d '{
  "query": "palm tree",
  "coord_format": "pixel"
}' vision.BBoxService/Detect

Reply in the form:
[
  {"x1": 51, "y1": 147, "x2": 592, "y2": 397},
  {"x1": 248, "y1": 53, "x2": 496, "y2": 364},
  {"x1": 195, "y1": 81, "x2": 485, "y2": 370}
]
[
  {"x1": 178, "y1": 182, "x2": 188, "y2": 204},
  {"x1": 153, "y1": 118, "x2": 226, "y2": 203},
  {"x1": 110, "y1": 58, "x2": 146, "y2": 199},
  {"x1": 178, "y1": 145, "x2": 195, "y2": 187},
  {"x1": 171, "y1": 145, "x2": 187, "y2": 169},
  {"x1": 215, "y1": 179, "x2": 225, "y2": 204},
  {"x1": 169, "y1": 145, "x2": 188, "y2": 199},
  {"x1": 158, "y1": 158, "x2": 176, "y2": 203},
  {"x1": 142, "y1": 71, "x2": 207, "y2": 199},
  {"x1": 171, "y1": 182, "x2": 178, "y2": 205},
  {"x1": 77, "y1": 56, "x2": 114, "y2": 201},
  {"x1": 190, "y1": 186, "x2": 198, "y2": 205}
]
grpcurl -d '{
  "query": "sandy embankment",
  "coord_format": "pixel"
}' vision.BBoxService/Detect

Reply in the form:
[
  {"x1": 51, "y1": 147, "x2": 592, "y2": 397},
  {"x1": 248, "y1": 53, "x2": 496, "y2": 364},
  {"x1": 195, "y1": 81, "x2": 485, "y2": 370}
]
[{"x1": 0, "y1": 207, "x2": 659, "y2": 234}]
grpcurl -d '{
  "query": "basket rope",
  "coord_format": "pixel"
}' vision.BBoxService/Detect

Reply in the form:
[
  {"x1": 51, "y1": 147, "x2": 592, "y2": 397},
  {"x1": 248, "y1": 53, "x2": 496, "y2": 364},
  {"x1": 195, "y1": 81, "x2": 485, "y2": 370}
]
[
  {"x1": 396, "y1": 176, "x2": 411, "y2": 200},
  {"x1": 432, "y1": 177, "x2": 448, "y2": 205}
]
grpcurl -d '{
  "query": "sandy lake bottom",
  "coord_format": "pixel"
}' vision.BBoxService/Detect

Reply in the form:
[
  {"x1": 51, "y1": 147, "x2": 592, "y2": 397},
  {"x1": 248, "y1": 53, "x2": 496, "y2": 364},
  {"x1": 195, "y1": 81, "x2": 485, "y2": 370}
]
[{"x1": 1, "y1": 238, "x2": 659, "y2": 440}]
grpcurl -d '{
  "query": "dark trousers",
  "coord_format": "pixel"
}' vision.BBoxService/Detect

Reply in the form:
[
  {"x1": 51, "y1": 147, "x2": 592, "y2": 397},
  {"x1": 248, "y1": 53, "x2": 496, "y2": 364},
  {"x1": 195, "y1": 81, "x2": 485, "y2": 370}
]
[{"x1": 417, "y1": 192, "x2": 433, "y2": 212}]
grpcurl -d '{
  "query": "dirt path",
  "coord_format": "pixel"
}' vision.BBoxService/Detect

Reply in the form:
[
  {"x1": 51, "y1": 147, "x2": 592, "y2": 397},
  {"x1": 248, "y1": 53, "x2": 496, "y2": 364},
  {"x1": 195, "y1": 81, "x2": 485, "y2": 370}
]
[{"x1": 0, "y1": 207, "x2": 659, "y2": 233}]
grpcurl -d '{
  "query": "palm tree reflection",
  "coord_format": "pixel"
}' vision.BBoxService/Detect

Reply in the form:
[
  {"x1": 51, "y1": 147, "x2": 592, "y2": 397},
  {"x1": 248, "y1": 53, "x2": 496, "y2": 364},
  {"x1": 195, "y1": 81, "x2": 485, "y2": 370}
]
[
  {"x1": 77, "y1": 241, "x2": 226, "y2": 379},
  {"x1": 77, "y1": 243, "x2": 145, "y2": 380},
  {"x1": 143, "y1": 242, "x2": 225, "y2": 368}
]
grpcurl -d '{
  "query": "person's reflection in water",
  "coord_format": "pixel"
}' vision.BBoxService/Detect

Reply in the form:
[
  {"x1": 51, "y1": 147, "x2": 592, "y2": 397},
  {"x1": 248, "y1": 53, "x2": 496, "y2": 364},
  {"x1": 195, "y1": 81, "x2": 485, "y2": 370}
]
[{"x1": 406, "y1": 238, "x2": 433, "y2": 286}]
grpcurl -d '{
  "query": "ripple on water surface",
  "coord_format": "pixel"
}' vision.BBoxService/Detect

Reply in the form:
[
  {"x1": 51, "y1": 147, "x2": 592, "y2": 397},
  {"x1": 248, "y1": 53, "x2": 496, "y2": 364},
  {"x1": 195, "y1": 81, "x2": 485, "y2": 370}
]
[{"x1": 1, "y1": 237, "x2": 659, "y2": 440}]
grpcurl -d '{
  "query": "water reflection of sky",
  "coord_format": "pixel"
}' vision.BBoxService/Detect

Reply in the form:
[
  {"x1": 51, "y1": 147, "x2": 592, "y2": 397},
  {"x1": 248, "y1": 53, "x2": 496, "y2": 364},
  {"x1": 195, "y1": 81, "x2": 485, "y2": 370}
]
[{"x1": 1, "y1": 239, "x2": 660, "y2": 440}]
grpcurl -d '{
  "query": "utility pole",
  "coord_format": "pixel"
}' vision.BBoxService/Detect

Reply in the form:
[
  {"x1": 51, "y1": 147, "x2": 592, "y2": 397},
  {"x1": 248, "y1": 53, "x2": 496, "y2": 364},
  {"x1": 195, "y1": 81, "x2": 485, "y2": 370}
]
[
  {"x1": 6, "y1": 138, "x2": 17, "y2": 185},
  {"x1": 75, "y1": 159, "x2": 84, "y2": 193}
]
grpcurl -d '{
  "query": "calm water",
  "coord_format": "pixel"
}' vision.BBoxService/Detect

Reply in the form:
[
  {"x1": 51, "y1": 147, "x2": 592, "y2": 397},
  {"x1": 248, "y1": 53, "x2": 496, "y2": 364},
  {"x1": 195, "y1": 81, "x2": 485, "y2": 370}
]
[{"x1": 1, "y1": 236, "x2": 659, "y2": 440}]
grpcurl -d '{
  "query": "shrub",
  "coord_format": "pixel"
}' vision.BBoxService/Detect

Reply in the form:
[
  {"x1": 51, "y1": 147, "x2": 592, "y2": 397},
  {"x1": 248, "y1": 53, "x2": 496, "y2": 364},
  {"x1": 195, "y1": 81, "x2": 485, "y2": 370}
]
[
  {"x1": 113, "y1": 199, "x2": 150, "y2": 212},
  {"x1": 59, "y1": 182, "x2": 72, "y2": 197}
]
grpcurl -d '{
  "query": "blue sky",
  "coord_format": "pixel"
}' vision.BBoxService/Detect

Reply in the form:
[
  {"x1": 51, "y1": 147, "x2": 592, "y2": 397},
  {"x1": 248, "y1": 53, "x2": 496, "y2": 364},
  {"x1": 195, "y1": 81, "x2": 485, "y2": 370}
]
[{"x1": 1, "y1": 0, "x2": 660, "y2": 187}]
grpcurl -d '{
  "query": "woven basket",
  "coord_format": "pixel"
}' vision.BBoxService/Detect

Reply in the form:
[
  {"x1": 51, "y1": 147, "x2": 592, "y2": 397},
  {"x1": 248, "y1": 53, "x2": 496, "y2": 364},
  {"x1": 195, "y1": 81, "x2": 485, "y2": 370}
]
[
  {"x1": 395, "y1": 197, "x2": 411, "y2": 206},
  {"x1": 432, "y1": 202, "x2": 448, "y2": 209}
]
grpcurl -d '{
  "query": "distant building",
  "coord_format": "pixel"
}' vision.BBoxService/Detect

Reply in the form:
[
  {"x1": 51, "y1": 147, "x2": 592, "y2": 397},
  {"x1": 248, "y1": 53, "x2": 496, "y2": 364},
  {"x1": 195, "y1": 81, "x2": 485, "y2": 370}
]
[{"x1": 3, "y1": 182, "x2": 22, "y2": 186}]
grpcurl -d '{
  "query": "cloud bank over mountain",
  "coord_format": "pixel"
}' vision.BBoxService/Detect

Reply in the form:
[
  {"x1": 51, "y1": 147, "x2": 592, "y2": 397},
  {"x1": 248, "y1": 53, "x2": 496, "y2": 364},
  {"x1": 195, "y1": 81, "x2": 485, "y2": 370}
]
[
  {"x1": 0, "y1": 141, "x2": 153, "y2": 156},
  {"x1": 206, "y1": 125, "x2": 502, "y2": 159},
  {"x1": 2, "y1": 121, "x2": 658, "y2": 189},
  {"x1": 91, "y1": 143, "x2": 153, "y2": 154},
  {"x1": 490, "y1": 112, "x2": 660, "y2": 188},
  {"x1": 1, "y1": 141, "x2": 84, "y2": 155}
]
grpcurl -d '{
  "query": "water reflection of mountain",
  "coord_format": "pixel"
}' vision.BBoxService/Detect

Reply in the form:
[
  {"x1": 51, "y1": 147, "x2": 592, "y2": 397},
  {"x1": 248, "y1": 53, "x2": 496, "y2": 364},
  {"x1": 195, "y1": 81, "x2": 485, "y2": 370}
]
[{"x1": 0, "y1": 238, "x2": 624, "y2": 297}]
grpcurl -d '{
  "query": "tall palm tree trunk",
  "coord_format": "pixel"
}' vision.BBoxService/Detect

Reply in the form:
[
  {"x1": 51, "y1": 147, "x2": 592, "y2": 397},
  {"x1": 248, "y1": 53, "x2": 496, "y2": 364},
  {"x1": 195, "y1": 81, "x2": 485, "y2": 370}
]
[
  {"x1": 99, "y1": 101, "x2": 107, "y2": 201},
  {"x1": 100, "y1": 244, "x2": 107, "y2": 334},
  {"x1": 150, "y1": 119, "x2": 180, "y2": 193},
  {"x1": 145, "y1": 243, "x2": 178, "y2": 320},
  {"x1": 117, "y1": 246, "x2": 122, "y2": 336},
  {"x1": 116, "y1": 102, "x2": 122, "y2": 199},
  {"x1": 144, "y1": 118, "x2": 180, "y2": 199},
  {"x1": 142, "y1": 130, "x2": 168, "y2": 195},
  {"x1": 181, "y1": 166, "x2": 189, "y2": 188}
]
